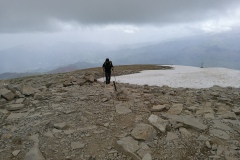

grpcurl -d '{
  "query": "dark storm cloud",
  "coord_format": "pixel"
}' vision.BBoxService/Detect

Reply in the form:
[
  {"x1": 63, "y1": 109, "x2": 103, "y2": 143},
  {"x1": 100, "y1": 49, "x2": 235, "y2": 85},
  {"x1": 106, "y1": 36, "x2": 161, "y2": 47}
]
[{"x1": 0, "y1": 0, "x2": 239, "y2": 32}]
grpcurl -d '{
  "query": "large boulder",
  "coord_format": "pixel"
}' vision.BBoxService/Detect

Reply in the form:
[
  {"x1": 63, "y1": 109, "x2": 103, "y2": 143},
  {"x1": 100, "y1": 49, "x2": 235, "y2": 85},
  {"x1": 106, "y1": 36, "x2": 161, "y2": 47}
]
[
  {"x1": 0, "y1": 88, "x2": 15, "y2": 101},
  {"x1": 22, "y1": 86, "x2": 35, "y2": 96}
]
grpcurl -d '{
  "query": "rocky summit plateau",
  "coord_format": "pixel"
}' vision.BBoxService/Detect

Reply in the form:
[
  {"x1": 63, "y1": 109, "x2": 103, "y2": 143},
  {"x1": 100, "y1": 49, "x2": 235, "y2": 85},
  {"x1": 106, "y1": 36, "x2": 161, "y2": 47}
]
[{"x1": 0, "y1": 65, "x2": 240, "y2": 160}]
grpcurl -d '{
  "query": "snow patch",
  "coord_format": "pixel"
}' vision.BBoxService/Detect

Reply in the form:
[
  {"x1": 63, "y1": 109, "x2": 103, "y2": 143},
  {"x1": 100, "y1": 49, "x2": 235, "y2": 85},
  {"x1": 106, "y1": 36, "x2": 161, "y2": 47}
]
[{"x1": 107, "y1": 65, "x2": 240, "y2": 89}]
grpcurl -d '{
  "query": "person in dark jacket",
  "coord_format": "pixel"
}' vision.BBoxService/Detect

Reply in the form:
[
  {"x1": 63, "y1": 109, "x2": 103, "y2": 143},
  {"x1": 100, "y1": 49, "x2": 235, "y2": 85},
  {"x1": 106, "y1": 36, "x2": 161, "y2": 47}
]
[{"x1": 102, "y1": 58, "x2": 114, "y2": 84}]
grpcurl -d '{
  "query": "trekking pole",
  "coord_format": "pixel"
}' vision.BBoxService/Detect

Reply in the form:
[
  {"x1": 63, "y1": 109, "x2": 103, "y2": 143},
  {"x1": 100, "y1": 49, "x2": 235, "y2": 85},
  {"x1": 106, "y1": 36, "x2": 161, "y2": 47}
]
[
  {"x1": 113, "y1": 69, "x2": 117, "y2": 91},
  {"x1": 103, "y1": 70, "x2": 106, "y2": 87}
]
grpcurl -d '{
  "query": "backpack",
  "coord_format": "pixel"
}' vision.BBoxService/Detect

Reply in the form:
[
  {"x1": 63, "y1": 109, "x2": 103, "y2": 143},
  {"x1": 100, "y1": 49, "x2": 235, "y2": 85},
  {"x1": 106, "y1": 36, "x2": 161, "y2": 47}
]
[{"x1": 103, "y1": 61, "x2": 113, "y2": 72}]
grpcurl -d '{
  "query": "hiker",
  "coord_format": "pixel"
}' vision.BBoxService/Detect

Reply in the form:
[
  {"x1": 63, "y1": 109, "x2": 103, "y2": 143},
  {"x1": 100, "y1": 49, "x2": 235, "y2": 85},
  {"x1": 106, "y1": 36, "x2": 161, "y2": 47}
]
[{"x1": 102, "y1": 58, "x2": 114, "y2": 84}]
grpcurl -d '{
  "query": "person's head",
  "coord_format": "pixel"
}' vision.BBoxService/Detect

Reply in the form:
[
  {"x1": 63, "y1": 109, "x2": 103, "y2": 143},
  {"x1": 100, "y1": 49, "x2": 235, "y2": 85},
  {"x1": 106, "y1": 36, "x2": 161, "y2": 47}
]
[{"x1": 106, "y1": 58, "x2": 109, "y2": 62}]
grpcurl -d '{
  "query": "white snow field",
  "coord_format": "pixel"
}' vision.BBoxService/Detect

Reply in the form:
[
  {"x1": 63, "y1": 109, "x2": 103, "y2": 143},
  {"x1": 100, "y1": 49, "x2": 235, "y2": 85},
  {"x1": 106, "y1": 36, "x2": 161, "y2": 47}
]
[{"x1": 110, "y1": 65, "x2": 240, "y2": 89}]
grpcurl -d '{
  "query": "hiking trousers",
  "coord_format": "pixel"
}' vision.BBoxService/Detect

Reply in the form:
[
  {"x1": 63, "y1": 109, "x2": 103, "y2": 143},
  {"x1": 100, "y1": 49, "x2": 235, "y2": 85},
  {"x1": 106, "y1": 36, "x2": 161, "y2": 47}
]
[{"x1": 105, "y1": 71, "x2": 111, "y2": 84}]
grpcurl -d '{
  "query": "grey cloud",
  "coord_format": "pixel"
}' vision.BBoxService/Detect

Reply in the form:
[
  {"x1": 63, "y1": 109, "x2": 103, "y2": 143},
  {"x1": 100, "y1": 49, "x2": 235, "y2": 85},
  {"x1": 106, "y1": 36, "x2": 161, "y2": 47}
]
[{"x1": 0, "y1": 0, "x2": 240, "y2": 32}]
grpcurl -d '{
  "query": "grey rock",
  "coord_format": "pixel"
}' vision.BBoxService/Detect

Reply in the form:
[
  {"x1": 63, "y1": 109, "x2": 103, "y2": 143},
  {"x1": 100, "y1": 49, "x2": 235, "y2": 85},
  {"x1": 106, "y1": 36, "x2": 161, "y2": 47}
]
[
  {"x1": 71, "y1": 142, "x2": 86, "y2": 149},
  {"x1": 117, "y1": 136, "x2": 140, "y2": 153},
  {"x1": 217, "y1": 105, "x2": 231, "y2": 113},
  {"x1": 219, "y1": 112, "x2": 237, "y2": 120},
  {"x1": 0, "y1": 109, "x2": 8, "y2": 114},
  {"x1": 206, "y1": 141, "x2": 211, "y2": 149},
  {"x1": 12, "y1": 150, "x2": 21, "y2": 156},
  {"x1": 142, "y1": 153, "x2": 152, "y2": 160},
  {"x1": 34, "y1": 93, "x2": 43, "y2": 100},
  {"x1": 64, "y1": 129, "x2": 75, "y2": 135},
  {"x1": 7, "y1": 112, "x2": 28, "y2": 119},
  {"x1": 216, "y1": 145, "x2": 225, "y2": 156},
  {"x1": 115, "y1": 103, "x2": 132, "y2": 114},
  {"x1": 179, "y1": 127, "x2": 191, "y2": 137},
  {"x1": 165, "y1": 115, "x2": 208, "y2": 131},
  {"x1": 22, "y1": 86, "x2": 35, "y2": 96},
  {"x1": 52, "y1": 128, "x2": 62, "y2": 133},
  {"x1": 77, "y1": 78, "x2": 87, "y2": 85},
  {"x1": 210, "y1": 129, "x2": 230, "y2": 140},
  {"x1": 212, "y1": 120, "x2": 232, "y2": 131},
  {"x1": 15, "y1": 98, "x2": 25, "y2": 103},
  {"x1": 24, "y1": 134, "x2": 45, "y2": 160},
  {"x1": 166, "y1": 132, "x2": 178, "y2": 141},
  {"x1": 44, "y1": 130, "x2": 54, "y2": 138},
  {"x1": 167, "y1": 104, "x2": 183, "y2": 115},
  {"x1": 7, "y1": 103, "x2": 24, "y2": 111},
  {"x1": 232, "y1": 108, "x2": 240, "y2": 115},
  {"x1": 137, "y1": 143, "x2": 151, "y2": 158},
  {"x1": 196, "y1": 107, "x2": 214, "y2": 115},
  {"x1": 151, "y1": 105, "x2": 166, "y2": 112},
  {"x1": 204, "y1": 113, "x2": 215, "y2": 119},
  {"x1": 0, "y1": 88, "x2": 15, "y2": 100},
  {"x1": 148, "y1": 114, "x2": 168, "y2": 132},
  {"x1": 53, "y1": 122, "x2": 67, "y2": 130},
  {"x1": 187, "y1": 106, "x2": 198, "y2": 112},
  {"x1": 223, "y1": 119, "x2": 240, "y2": 126},
  {"x1": 131, "y1": 124, "x2": 157, "y2": 141},
  {"x1": 197, "y1": 135, "x2": 208, "y2": 141}
]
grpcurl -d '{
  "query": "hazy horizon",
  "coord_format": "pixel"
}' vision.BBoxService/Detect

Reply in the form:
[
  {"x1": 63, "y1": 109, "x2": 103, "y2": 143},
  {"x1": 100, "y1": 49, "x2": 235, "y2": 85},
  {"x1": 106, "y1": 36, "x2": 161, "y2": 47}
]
[{"x1": 0, "y1": 0, "x2": 240, "y2": 75}]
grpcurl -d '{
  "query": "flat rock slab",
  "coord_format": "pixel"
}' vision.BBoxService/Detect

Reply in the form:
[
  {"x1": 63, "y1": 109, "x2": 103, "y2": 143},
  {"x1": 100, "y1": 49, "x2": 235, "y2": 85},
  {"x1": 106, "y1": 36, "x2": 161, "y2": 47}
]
[
  {"x1": 167, "y1": 104, "x2": 183, "y2": 115},
  {"x1": 223, "y1": 119, "x2": 240, "y2": 126},
  {"x1": 24, "y1": 145, "x2": 45, "y2": 160},
  {"x1": 209, "y1": 129, "x2": 230, "y2": 140},
  {"x1": 196, "y1": 107, "x2": 214, "y2": 115},
  {"x1": 148, "y1": 114, "x2": 168, "y2": 132},
  {"x1": 117, "y1": 136, "x2": 140, "y2": 153},
  {"x1": 219, "y1": 112, "x2": 237, "y2": 120},
  {"x1": 151, "y1": 105, "x2": 166, "y2": 112},
  {"x1": 71, "y1": 142, "x2": 86, "y2": 149},
  {"x1": 115, "y1": 104, "x2": 132, "y2": 114},
  {"x1": 0, "y1": 109, "x2": 8, "y2": 114},
  {"x1": 212, "y1": 120, "x2": 232, "y2": 131},
  {"x1": 165, "y1": 115, "x2": 208, "y2": 131},
  {"x1": 7, "y1": 104, "x2": 25, "y2": 111},
  {"x1": 7, "y1": 112, "x2": 28, "y2": 119},
  {"x1": 166, "y1": 132, "x2": 178, "y2": 141},
  {"x1": 137, "y1": 143, "x2": 151, "y2": 158},
  {"x1": 131, "y1": 124, "x2": 157, "y2": 141},
  {"x1": 15, "y1": 98, "x2": 25, "y2": 103},
  {"x1": 25, "y1": 134, "x2": 45, "y2": 160},
  {"x1": 44, "y1": 130, "x2": 54, "y2": 138},
  {"x1": 53, "y1": 122, "x2": 67, "y2": 130},
  {"x1": 12, "y1": 150, "x2": 21, "y2": 156},
  {"x1": 142, "y1": 153, "x2": 152, "y2": 160},
  {"x1": 22, "y1": 86, "x2": 35, "y2": 96}
]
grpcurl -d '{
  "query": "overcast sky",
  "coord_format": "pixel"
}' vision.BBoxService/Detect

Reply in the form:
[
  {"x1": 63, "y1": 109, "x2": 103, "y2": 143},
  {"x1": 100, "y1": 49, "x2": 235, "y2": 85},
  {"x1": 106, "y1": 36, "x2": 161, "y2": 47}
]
[{"x1": 1, "y1": 0, "x2": 240, "y2": 49}]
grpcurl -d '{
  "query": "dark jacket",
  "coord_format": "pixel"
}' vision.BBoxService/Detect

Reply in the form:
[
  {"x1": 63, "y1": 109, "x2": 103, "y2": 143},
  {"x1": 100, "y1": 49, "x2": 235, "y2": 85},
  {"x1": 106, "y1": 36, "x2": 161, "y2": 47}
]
[{"x1": 102, "y1": 61, "x2": 113, "y2": 72}]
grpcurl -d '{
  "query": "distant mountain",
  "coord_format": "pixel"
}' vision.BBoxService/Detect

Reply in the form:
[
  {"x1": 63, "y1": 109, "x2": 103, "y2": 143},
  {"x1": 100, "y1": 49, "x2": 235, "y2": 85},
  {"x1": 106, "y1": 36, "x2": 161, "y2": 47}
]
[
  {"x1": 47, "y1": 61, "x2": 101, "y2": 74},
  {"x1": 0, "y1": 42, "x2": 108, "y2": 74},
  {"x1": 111, "y1": 30, "x2": 240, "y2": 70},
  {"x1": 0, "y1": 61, "x2": 100, "y2": 80},
  {"x1": 1, "y1": 29, "x2": 239, "y2": 79},
  {"x1": 0, "y1": 72, "x2": 40, "y2": 80}
]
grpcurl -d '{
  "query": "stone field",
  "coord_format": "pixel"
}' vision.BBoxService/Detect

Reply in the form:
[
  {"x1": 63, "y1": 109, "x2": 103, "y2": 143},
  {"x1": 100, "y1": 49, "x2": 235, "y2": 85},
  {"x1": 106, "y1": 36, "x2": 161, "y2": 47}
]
[{"x1": 0, "y1": 65, "x2": 240, "y2": 160}]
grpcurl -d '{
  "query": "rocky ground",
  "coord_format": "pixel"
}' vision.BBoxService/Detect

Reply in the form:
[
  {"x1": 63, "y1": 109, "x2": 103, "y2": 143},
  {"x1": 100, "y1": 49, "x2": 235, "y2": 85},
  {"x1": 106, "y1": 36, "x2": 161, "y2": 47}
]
[{"x1": 0, "y1": 65, "x2": 240, "y2": 160}]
